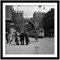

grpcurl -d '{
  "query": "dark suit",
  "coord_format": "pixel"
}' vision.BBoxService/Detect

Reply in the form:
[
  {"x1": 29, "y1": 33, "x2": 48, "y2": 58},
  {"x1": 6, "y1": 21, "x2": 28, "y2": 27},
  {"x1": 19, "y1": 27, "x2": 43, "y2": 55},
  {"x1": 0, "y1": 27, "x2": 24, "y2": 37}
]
[{"x1": 20, "y1": 33, "x2": 24, "y2": 45}]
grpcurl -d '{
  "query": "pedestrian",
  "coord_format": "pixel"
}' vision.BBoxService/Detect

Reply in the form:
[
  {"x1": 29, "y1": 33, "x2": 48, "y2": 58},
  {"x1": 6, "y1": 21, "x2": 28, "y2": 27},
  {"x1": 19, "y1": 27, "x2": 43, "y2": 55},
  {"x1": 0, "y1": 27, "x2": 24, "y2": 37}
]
[
  {"x1": 15, "y1": 32, "x2": 19, "y2": 45},
  {"x1": 24, "y1": 31, "x2": 29, "y2": 45},
  {"x1": 19, "y1": 31, "x2": 25, "y2": 45},
  {"x1": 6, "y1": 32, "x2": 9, "y2": 44},
  {"x1": 8, "y1": 33, "x2": 13, "y2": 44},
  {"x1": 9, "y1": 32, "x2": 15, "y2": 44}
]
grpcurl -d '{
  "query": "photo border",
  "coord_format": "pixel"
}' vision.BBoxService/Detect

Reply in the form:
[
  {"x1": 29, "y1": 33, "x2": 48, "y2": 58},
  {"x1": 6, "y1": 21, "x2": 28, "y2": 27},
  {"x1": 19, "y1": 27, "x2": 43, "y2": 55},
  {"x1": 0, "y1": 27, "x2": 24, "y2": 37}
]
[{"x1": 1, "y1": 1, "x2": 59, "y2": 59}]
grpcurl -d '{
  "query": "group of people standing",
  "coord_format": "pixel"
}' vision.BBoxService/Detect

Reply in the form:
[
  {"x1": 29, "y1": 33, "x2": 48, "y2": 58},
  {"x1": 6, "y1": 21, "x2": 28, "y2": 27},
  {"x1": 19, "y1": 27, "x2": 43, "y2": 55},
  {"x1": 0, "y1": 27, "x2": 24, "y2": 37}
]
[{"x1": 6, "y1": 30, "x2": 29, "y2": 45}]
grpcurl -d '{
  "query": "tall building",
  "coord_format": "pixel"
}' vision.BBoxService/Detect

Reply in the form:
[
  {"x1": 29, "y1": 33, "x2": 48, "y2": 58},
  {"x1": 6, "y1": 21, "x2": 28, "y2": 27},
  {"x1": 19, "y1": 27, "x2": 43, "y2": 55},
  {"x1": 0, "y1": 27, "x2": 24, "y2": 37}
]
[
  {"x1": 33, "y1": 12, "x2": 45, "y2": 28},
  {"x1": 12, "y1": 9, "x2": 24, "y2": 30}
]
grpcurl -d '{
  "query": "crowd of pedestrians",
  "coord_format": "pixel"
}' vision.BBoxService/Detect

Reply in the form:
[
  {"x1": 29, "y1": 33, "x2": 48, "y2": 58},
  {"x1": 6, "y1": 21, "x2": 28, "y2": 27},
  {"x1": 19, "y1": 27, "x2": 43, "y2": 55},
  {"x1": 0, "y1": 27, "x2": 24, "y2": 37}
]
[{"x1": 6, "y1": 30, "x2": 29, "y2": 45}]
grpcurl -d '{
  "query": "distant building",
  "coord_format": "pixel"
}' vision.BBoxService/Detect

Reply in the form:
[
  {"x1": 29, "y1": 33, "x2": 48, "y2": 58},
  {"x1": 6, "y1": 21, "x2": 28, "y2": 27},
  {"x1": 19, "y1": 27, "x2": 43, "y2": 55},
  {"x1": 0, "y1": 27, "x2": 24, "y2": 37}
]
[
  {"x1": 33, "y1": 12, "x2": 45, "y2": 28},
  {"x1": 12, "y1": 9, "x2": 24, "y2": 30}
]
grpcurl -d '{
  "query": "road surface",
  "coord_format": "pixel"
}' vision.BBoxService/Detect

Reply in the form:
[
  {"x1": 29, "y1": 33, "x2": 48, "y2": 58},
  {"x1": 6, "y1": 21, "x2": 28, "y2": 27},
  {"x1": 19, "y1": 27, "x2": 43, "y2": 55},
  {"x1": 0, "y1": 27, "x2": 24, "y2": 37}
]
[{"x1": 5, "y1": 38, "x2": 54, "y2": 54}]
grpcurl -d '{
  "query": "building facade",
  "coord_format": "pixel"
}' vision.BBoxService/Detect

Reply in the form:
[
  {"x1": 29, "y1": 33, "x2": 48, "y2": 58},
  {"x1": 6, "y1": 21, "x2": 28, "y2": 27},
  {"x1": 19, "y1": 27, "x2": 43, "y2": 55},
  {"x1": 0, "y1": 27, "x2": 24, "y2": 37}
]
[
  {"x1": 33, "y1": 12, "x2": 45, "y2": 37},
  {"x1": 6, "y1": 6, "x2": 12, "y2": 33},
  {"x1": 33, "y1": 12, "x2": 45, "y2": 29},
  {"x1": 12, "y1": 9, "x2": 24, "y2": 31},
  {"x1": 43, "y1": 8, "x2": 54, "y2": 37}
]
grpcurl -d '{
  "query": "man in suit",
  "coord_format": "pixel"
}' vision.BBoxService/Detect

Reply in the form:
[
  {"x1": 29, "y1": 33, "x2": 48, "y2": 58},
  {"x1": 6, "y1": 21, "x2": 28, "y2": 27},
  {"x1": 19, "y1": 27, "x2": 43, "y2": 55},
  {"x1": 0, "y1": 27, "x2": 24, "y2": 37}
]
[{"x1": 19, "y1": 31, "x2": 25, "y2": 45}]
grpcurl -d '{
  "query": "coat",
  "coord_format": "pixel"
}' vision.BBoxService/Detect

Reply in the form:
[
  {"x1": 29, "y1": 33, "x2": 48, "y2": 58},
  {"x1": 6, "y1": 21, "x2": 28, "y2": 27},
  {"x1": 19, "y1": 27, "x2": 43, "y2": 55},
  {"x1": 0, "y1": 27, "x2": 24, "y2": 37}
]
[{"x1": 20, "y1": 33, "x2": 24, "y2": 41}]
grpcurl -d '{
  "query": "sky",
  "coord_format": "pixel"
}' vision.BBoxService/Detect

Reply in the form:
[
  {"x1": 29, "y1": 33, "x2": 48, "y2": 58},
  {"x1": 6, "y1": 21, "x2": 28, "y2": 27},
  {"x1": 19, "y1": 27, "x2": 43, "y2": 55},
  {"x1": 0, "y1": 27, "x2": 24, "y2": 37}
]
[{"x1": 13, "y1": 5, "x2": 54, "y2": 18}]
